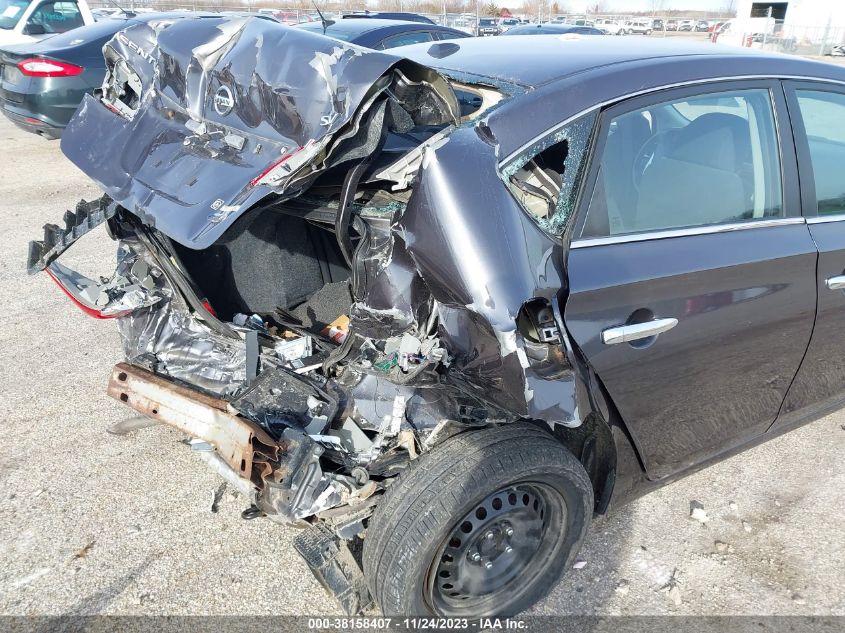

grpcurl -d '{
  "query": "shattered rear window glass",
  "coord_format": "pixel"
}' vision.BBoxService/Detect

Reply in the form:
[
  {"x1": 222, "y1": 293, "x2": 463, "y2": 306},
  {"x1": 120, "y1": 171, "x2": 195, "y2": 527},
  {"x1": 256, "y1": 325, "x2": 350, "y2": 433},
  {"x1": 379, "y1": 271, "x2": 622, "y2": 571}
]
[{"x1": 502, "y1": 112, "x2": 596, "y2": 235}]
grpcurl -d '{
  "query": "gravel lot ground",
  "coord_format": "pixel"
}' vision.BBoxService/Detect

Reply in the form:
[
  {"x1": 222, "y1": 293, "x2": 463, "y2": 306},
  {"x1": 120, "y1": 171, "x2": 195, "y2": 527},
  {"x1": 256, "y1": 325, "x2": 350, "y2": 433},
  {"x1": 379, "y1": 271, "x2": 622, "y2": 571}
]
[{"x1": 0, "y1": 103, "x2": 843, "y2": 619}]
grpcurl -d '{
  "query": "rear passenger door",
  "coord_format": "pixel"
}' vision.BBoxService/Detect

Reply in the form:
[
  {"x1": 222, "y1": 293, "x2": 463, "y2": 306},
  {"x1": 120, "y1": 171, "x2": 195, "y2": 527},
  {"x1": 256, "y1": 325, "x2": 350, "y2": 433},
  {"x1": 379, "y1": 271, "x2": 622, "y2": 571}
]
[
  {"x1": 562, "y1": 82, "x2": 817, "y2": 479},
  {"x1": 778, "y1": 82, "x2": 845, "y2": 424}
]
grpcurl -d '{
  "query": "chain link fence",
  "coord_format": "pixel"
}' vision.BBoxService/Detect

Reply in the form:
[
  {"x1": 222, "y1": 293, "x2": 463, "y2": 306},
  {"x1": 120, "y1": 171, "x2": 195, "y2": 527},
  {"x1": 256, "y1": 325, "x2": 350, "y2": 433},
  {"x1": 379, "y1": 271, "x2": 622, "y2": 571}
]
[{"x1": 750, "y1": 21, "x2": 845, "y2": 57}]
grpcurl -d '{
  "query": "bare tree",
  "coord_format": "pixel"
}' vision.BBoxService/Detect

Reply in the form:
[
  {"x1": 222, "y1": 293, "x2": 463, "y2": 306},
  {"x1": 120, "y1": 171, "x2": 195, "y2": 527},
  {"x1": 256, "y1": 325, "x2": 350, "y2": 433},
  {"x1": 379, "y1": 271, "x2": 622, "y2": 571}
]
[{"x1": 482, "y1": 1, "x2": 499, "y2": 16}]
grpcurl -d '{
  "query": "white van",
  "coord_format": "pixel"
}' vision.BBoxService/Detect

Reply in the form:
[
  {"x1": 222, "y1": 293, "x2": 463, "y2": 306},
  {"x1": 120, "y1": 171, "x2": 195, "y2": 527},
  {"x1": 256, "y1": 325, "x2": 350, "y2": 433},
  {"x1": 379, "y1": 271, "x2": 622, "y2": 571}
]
[{"x1": 0, "y1": 0, "x2": 94, "y2": 46}]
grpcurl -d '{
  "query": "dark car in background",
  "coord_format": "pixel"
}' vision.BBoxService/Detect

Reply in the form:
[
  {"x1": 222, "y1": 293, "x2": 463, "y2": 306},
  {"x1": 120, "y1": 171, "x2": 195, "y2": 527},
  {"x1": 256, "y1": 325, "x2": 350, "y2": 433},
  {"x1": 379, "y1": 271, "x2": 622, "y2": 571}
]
[
  {"x1": 696, "y1": 20, "x2": 710, "y2": 32},
  {"x1": 0, "y1": 12, "x2": 206, "y2": 138},
  {"x1": 477, "y1": 17, "x2": 501, "y2": 36},
  {"x1": 652, "y1": 18, "x2": 664, "y2": 30},
  {"x1": 502, "y1": 23, "x2": 605, "y2": 36},
  {"x1": 297, "y1": 18, "x2": 469, "y2": 49}
]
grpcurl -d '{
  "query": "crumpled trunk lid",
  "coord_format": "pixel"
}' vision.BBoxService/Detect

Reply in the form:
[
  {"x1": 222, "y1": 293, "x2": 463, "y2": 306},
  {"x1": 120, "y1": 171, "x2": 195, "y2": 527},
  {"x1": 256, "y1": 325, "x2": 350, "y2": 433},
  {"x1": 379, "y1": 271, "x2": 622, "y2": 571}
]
[{"x1": 60, "y1": 16, "x2": 458, "y2": 249}]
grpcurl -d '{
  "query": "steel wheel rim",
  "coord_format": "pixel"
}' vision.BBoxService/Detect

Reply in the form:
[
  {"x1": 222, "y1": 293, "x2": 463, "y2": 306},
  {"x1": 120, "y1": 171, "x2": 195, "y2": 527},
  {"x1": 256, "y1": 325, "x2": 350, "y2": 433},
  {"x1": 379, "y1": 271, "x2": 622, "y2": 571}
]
[{"x1": 426, "y1": 482, "x2": 566, "y2": 615}]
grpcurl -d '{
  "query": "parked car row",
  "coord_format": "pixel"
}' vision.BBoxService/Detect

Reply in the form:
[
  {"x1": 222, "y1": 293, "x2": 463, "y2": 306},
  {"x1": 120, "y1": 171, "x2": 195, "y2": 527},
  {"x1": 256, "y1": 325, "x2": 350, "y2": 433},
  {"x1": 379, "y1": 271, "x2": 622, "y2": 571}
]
[{"x1": 666, "y1": 18, "x2": 723, "y2": 32}]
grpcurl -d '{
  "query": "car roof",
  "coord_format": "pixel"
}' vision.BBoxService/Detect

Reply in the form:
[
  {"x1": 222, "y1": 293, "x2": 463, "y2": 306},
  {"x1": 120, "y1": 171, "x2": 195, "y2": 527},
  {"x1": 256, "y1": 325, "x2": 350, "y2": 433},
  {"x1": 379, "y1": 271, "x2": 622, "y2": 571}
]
[
  {"x1": 298, "y1": 18, "x2": 435, "y2": 37},
  {"x1": 396, "y1": 35, "x2": 845, "y2": 88},
  {"x1": 342, "y1": 11, "x2": 433, "y2": 22}
]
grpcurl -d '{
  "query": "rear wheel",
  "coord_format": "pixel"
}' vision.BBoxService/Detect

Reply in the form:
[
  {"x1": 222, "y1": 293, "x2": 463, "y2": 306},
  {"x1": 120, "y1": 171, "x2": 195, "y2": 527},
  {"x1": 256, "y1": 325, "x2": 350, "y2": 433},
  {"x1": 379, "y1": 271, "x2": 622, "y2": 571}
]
[{"x1": 362, "y1": 423, "x2": 593, "y2": 617}]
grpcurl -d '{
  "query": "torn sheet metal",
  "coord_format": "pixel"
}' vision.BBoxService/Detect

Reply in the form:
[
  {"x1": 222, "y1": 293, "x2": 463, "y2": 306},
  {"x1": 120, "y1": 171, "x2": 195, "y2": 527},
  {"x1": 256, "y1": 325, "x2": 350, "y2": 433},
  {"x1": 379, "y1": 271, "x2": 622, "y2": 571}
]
[
  {"x1": 60, "y1": 17, "x2": 459, "y2": 249},
  {"x1": 392, "y1": 125, "x2": 583, "y2": 427},
  {"x1": 48, "y1": 242, "x2": 170, "y2": 318},
  {"x1": 107, "y1": 361, "x2": 341, "y2": 522},
  {"x1": 117, "y1": 292, "x2": 250, "y2": 397},
  {"x1": 231, "y1": 366, "x2": 338, "y2": 437},
  {"x1": 27, "y1": 197, "x2": 172, "y2": 319}
]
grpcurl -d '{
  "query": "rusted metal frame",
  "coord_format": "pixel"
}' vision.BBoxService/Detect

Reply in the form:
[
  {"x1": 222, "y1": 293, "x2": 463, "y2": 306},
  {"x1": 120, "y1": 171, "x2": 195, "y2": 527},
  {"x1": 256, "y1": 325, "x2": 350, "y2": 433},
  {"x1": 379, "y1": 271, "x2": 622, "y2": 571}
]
[{"x1": 107, "y1": 362, "x2": 281, "y2": 484}]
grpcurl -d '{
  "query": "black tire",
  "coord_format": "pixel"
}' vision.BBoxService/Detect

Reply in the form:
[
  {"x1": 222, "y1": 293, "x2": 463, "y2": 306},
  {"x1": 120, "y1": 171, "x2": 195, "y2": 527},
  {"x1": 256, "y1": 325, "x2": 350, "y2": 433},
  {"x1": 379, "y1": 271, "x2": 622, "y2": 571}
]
[{"x1": 362, "y1": 423, "x2": 593, "y2": 617}]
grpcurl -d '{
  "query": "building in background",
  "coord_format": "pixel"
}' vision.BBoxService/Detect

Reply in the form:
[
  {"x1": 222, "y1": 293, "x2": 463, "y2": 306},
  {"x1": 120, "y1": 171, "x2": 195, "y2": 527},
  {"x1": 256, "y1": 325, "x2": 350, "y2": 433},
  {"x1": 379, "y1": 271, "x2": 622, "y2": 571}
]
[{"x1": 735, "y1": 0, "x2": 845, "y2": 43}]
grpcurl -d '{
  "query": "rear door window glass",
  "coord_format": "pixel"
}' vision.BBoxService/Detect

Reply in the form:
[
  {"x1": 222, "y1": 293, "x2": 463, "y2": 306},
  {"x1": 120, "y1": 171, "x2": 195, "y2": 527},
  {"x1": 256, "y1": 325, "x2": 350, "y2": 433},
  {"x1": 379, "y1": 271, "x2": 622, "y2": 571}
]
[
  {"x1": 378, "y1": 31, "x2": 434, "y2": 49},
  {"x1": 503, "y1": 112, "x2": 597, "y2": 235},
  {"x1": 581, "y1": 88, "x2": 783, "y2": 238},
  {"x1": 795, "y1": 90, "x2": 845, "y2": 215}
]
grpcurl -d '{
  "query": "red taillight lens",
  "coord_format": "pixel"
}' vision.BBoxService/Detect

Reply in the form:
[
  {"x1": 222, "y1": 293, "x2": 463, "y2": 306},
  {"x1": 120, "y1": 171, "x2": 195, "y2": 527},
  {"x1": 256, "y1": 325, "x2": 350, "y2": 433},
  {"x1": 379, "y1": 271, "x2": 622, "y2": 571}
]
[
  {"x1": 249, "y1": 149, "x2": 297, "y2": 188},
  {"x1": 201, "y1": 299, "x2": 217, "y2": 317},
  {"x1": 45, "y1": 268, "x2": 128, "y2": 320},
  {"x1": 17, "y1": 58, "x2": 83, "y2": 78},
  {"x1": 249, "y1": 139, "x2": 318, "y2": 189}
]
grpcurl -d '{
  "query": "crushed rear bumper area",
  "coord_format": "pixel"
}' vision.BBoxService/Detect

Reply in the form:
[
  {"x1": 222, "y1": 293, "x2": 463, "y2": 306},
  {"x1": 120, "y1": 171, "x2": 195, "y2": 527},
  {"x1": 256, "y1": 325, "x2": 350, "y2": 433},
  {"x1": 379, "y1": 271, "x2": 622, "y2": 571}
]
[
  {"x1": 107, "y1": 361, "x2": 375, "y2": 614},
  {"x1": 107, "y1": 362, "x2": 276, "y2": 484},
  {"x1": 106, "y1": 361, "x2": 347, "y2": 525}
]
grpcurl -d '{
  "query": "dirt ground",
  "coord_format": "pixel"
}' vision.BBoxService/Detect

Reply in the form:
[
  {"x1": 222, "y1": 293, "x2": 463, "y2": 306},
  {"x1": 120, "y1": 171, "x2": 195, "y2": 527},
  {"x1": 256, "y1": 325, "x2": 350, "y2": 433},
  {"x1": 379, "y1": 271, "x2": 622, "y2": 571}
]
[{"x1": 0, "y1": 109, "x2": 843, "y2": 619}]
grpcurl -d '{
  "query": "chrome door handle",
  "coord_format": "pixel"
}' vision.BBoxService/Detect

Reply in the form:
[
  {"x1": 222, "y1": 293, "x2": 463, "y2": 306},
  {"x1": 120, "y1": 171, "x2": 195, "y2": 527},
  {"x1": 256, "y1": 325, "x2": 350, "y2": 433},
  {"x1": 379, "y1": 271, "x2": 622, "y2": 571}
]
[
  {"x1": 826, "y1": 275, "x2": 845, "y2": 290},
  {"x1": 601, "y1": 317, "x2": 678, "y2": 345}
]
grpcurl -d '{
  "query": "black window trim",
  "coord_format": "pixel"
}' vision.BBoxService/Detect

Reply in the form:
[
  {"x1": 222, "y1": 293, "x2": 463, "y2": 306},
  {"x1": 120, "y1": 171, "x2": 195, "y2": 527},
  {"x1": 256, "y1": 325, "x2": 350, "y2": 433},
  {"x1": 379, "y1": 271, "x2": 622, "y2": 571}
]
[
  {"x1": 569, "y1": 78, "x2": 801, "y2": 245},
  {"x1": 782, "y1": 79, "x2": 845, "y2": 221}
]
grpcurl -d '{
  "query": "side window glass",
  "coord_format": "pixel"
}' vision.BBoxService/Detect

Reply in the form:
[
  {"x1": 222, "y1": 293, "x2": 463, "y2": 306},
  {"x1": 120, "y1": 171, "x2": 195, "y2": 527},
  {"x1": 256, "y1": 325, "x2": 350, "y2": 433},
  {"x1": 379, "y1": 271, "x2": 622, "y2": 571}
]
[
  {"x1": 796, "y1": 90, "x2": 845, "y2": 215},
  {"x1": 27, "y1": 1, "x2": 83, "y2": 34},
  {"x1": 379, "y1": 31, "x2": 434, "y2": 49},
  {"x1": 502, "y1": 112, "x2": 597, "y2": 235},
  {"x1": 581, "y1": 89, "x2": 783, "y2": 238}
]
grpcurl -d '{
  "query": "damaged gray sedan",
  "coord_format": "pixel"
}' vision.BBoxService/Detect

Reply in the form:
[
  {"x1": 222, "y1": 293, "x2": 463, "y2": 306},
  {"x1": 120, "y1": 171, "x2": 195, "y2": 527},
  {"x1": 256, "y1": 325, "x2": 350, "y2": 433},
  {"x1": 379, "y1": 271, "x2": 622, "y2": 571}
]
[{"x1": 30, "y1": 15, "x2": 845, "y2": 617}]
